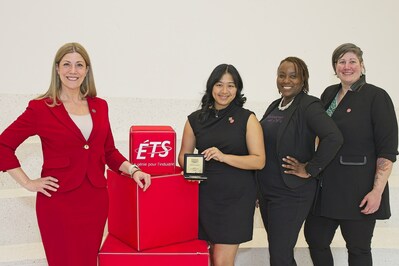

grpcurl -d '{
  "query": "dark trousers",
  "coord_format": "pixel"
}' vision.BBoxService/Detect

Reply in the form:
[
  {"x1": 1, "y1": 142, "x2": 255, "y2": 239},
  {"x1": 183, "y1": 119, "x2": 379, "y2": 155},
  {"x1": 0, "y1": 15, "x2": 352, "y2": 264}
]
[
  {"x1": 304, "y1": 213, "x2": 376, "y2": 266},
  {"x1": 258, "y1": 178, "x2": 317, "y2": 266}
]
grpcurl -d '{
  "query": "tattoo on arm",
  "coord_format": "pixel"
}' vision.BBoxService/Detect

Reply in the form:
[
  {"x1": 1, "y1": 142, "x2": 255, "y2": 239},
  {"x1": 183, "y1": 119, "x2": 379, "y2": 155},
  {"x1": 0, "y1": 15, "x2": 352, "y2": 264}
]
[{"x1": 374, "y1": 158, "x2": 392, "y2": 191}]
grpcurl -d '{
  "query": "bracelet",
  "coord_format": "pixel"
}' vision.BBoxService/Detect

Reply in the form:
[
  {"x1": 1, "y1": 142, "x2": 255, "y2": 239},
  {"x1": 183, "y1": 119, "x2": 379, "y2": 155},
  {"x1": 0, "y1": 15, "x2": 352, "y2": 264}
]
[
  {"x1": 130, "y1": 168, "x2": 142, "y2": 178},
  {"x1": 128, "y1": 164, "x2": 141, "y2": 178}
]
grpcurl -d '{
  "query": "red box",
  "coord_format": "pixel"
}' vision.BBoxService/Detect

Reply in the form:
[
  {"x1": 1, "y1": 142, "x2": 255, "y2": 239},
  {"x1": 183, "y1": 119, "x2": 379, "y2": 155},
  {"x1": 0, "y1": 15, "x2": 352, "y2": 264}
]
[
  {"x1": 107, "y1": 168, "x2": 199, "y2": 251},
  {"x1": 99, "y1": 234, "x2": 209, "y2": 266},
  {"x1": 130, "y1": 125, "x2": 176, "y2": 176}
]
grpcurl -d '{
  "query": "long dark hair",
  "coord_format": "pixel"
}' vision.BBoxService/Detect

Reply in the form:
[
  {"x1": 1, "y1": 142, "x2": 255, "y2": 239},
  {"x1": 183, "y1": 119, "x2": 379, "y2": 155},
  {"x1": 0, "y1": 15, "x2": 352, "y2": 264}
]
[{"x1": 199, "y1": 64, "x2": 246, "y2": 121}]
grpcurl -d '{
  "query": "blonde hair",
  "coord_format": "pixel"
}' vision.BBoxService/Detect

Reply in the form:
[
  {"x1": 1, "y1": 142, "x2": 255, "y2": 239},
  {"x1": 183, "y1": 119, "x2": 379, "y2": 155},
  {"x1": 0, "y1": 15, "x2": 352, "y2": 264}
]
[{"x1": 37, "y1": 42, "x2": 97, "y2": 106}]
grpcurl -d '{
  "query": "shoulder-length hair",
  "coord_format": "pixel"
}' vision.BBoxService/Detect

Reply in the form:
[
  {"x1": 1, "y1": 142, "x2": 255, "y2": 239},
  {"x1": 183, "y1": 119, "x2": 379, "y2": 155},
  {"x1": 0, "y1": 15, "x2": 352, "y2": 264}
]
[
  {"x1": 199, "y1": 64, "x2": 246, "y2": 121},
  {"x1": 37, "y1": 42, "x2": 97, "y2": 106}
]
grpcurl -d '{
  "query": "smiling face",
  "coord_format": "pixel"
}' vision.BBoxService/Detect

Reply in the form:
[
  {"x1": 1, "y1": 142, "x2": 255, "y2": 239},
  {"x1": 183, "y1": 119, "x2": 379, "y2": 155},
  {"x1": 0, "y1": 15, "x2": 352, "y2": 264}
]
[
  {"x1": 56, "y1": 52, "x2": 88, "y2": 91},
  {"x1": 276, "y1": 61, "x2": 303, "y2": 103},
  {"x1": 212, "y1": 73, "x2": 237, "y2": 110},
  {"x1": 335, "y1": 51, "x2": 363, "y2": 88}
]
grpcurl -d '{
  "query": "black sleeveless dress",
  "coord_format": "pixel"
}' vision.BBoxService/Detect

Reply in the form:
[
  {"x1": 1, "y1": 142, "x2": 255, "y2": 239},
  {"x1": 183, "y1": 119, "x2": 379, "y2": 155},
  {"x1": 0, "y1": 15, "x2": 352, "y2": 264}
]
[{"x1": 188, "y1": 103, "x2": 257, "y2": 244}]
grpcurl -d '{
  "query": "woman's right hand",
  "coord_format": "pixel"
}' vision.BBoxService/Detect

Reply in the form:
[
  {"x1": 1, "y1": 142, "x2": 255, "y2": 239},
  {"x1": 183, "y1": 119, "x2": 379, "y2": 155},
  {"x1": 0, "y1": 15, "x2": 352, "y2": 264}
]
[
  {"x1": 23, "y1": 177, "x2": 59, "y2": 197},
  {"x1": 202, "y1": 146, "x2": 225, "y2": 162}
]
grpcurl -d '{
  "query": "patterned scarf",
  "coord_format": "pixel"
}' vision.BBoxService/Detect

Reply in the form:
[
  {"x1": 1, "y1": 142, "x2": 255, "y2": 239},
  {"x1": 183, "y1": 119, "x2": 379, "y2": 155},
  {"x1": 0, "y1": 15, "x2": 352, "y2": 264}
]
[{"x1": 326, "y1": 92, "x2": 339, "y2": 117}]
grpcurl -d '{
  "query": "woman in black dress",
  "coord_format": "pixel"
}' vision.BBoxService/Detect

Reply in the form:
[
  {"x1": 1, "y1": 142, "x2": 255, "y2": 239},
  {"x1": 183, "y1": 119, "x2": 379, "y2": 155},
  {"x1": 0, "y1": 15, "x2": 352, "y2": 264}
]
[{"x1": 178, "y1": 64, "x2": 265, "y2": 266}]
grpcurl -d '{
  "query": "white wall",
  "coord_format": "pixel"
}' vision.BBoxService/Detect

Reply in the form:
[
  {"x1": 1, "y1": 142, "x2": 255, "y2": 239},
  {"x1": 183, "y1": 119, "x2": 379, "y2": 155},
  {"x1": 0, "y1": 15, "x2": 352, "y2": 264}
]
[
  {"x1": 1, "y1": 0, "x2": 398, "y2": 104},
  {"x1": 0, "y1": 0, "x2": 398, "y2": 171},
  {"x1": 1, "y1": 2, "x2": 399, "y2": 261}
]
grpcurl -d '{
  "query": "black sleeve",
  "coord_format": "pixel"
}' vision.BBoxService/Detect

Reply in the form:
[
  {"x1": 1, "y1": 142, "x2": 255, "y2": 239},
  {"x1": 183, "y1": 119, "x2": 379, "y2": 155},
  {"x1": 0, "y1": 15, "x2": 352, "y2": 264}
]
[
  {"x1": 304, "y1": 100, "x2": 343, "y2": 177},
  {"x1": 371, "y1": 89, "x2": 398, "y2": 162}
]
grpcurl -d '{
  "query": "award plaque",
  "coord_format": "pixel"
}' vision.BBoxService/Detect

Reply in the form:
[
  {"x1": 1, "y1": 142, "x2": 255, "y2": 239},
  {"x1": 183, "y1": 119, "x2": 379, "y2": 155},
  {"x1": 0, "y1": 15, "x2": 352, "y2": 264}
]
[{"x1": 183, "y1": 154, "x2": 207, "y2": 180}]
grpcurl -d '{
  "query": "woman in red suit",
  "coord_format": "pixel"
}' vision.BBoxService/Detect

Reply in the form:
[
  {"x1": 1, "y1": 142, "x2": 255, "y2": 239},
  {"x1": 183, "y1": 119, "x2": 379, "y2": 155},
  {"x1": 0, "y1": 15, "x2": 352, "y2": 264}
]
[{"x1": 0, "y1": 42, "x2": 151, "y2": 266}]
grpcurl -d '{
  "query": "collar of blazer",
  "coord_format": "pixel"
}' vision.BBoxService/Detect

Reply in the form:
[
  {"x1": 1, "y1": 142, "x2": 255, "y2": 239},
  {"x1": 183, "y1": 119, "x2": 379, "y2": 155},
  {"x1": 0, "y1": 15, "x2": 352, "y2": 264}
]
[
  {"x1": 322, "y1": 75, "x2": 367, "y2": 108},
  {"x1": 48, "y1": 97, "x2": 102, "y2": 142}
]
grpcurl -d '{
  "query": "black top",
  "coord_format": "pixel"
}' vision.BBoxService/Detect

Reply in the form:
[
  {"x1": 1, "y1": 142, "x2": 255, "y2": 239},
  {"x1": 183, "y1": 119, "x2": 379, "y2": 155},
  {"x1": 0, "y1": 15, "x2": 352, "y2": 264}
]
[
  {"x1": 188, "y1": 102, "x2": 257, "y2": 244},
  {"x1": 259, "y1": 107, "x2": 285, "y2": 182},
  {"x1": 315, "y1": 75, "x2": 398, "y2": 220}
]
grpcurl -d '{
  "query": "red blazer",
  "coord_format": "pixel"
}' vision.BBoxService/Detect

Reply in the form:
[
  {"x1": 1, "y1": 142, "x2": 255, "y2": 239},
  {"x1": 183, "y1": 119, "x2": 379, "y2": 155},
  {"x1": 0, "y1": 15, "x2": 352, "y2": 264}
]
[{"x1": 0, "y1": 97, "x2": 127, "y2": 192}]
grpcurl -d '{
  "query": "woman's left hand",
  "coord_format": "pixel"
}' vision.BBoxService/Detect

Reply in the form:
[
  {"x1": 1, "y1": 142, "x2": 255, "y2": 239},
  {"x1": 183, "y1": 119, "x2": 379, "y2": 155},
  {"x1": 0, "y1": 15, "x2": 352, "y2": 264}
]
[
  {"x1": 132, "y1": 171, "x2": 151, "y2": 191},
  {"x1": 359, "y1": 190, "x2": 382, "y2": 215},
  {"x1": 202, "y1": 147, "x2": 225, "y2": 162},
  {"x1": 282, "y1": 156, "x2": 311, "y2": 178}
]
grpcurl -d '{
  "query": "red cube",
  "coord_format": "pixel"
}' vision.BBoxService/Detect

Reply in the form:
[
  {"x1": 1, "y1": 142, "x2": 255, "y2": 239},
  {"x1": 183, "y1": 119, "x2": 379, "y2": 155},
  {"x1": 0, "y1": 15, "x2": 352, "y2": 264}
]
[
  {"x1": 130, "y1": 125, "x2": 176, "y2": 176},
  {"x1": 107, "y1": 168, "x2": 199, "y2": 251},
  {"x1": 99, "y1": 234, "x2": 209, "y2": 266}
]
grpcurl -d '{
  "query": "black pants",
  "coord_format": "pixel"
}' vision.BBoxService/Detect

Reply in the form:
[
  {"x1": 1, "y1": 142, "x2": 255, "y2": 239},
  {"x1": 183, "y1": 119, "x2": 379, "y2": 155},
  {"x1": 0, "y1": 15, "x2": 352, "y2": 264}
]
[
  {"x1": 304, "y1": 213, "x2": 376, "y2": 266},
  {"x1": 258, "y1": 178, "x2": 317, "y2": 266}
]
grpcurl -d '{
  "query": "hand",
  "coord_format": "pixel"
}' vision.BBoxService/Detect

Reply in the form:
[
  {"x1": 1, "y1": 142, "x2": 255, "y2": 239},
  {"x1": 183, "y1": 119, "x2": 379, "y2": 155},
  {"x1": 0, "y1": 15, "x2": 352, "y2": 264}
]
[
  {"x1": 186, "y1": 179, "x2": 202, "y2": 184},
  {"x1": 180, "y1": 170, "x2": 202, "y2": 183},
  {"x1": 202, "y1": 147, "x2": 225, "y2": 162},
  {"x1": 23, "y1": 176, "x2": 59, "y2": 197},
  {"x1": 359, "y1": 189, "x2": 382, "y2": 215},
  {"x1": 282, "y1": 156, "x2": 310, "y2": 178},
  {"x1": 132, "y1": 170, "x2": 151, "y2": 191}
]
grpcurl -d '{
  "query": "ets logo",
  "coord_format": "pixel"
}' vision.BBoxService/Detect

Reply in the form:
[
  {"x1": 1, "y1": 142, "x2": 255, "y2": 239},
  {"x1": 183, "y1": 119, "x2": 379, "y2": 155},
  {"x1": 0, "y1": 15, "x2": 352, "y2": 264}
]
[
  {"x1": 129, "y1": 126, "x2": 176, "y2": 175},
  {"x1": 135, "y1": 140, "x2": 173, "y2": 159}
]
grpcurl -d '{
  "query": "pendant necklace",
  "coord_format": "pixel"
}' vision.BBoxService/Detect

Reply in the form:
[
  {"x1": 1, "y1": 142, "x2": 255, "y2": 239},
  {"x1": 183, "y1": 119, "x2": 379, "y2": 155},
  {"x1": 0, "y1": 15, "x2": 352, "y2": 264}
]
[{"x1": 278, "y1": 97, "x2": 294, "y2": 111}]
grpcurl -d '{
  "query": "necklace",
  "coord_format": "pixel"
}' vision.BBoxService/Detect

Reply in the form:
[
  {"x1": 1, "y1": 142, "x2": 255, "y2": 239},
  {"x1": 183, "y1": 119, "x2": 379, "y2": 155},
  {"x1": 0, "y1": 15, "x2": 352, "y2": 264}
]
[
  {"x1": 278, "y1": 97, "x2": 294, "y2": 111},
  {"x1": 215, "y1": 109, "x2": 220, "y2": 118}
]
